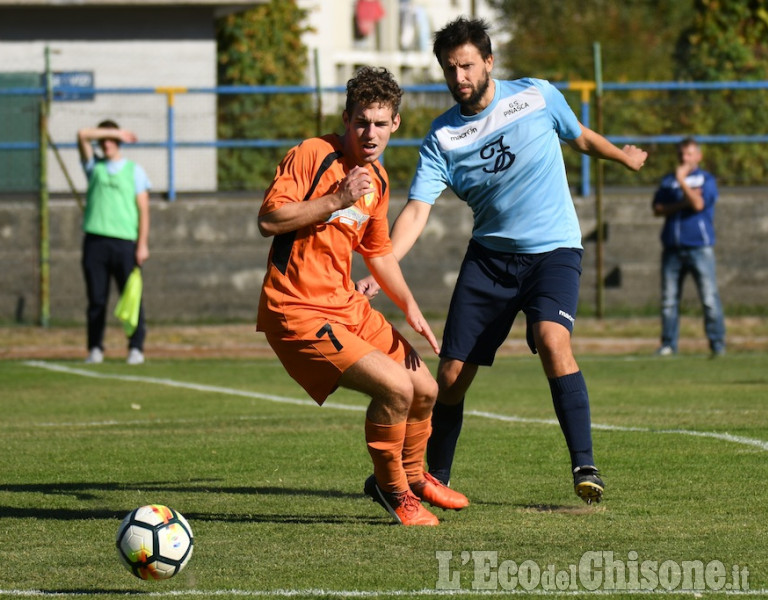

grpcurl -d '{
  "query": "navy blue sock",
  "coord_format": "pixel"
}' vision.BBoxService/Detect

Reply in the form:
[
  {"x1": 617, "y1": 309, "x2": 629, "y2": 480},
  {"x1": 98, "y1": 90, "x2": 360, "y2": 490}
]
[
  {"x1": 426, "y1": 398, "x2": 464, "y2": 484},
  {"x1": 549, "y1": 371, "x2": 594, "y2": 470}
]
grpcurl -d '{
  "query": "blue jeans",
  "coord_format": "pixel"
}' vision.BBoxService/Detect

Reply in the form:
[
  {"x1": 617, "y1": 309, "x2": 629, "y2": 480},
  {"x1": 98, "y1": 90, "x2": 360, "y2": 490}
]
[{"x1": 660, "y1": 246, "x2": 725, "y2": 353}]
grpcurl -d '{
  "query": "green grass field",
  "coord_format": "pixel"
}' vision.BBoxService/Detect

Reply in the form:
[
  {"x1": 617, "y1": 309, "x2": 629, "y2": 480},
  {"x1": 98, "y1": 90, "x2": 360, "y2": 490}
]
[{"x1": 2, "y1": 351, "x2": 767, "y2": 599}]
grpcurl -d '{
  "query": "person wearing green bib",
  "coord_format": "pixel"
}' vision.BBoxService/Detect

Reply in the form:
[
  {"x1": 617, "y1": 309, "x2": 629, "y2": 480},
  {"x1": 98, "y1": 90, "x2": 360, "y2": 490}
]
[{"x1": 77, "y1": 120, "x2": 151, "y2": 365}]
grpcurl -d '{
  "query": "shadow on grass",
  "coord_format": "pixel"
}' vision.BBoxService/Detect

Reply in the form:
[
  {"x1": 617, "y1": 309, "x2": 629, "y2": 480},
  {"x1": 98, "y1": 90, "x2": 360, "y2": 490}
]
[
  {"x1": 0, "y1": 479, "x2": 359, "y2": 500},
  {"x1": 0, "y1": 505, "x2": 385, "y2": 525},
  {"x1": 0, "y1": 479, "x2": 387, "y2": 525}
]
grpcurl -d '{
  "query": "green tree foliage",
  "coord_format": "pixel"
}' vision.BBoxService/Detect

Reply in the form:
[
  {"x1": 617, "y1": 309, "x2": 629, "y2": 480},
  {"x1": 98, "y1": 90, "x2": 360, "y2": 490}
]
[
  {"x1": 672, "y1": 0, "x2": 768, "y2": 185},
  {"x1": 488, "y1": 0, "x2": 768, "y2": 186},
  {"x1": 488, "y1": 0, "x2": 692, "y2": 81},
  {"x1": 216, "y1": 0, "x2": 315, "y2": 190},
  {"x1": 675, "y1": 0, "x2": 768, "y2": 81}
]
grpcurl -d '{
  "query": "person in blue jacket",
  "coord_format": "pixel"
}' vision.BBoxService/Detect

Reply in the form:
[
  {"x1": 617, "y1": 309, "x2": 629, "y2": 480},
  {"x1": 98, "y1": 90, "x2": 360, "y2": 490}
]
[{"x1": 652, "y1": 137, "x2": 726, "y2": 357}]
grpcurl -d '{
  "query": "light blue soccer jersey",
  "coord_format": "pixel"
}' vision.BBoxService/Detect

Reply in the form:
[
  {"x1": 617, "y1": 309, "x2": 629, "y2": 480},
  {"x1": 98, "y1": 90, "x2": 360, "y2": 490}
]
[{"x1": 409, "y1": 78, "x2": 583, "y2": 253}]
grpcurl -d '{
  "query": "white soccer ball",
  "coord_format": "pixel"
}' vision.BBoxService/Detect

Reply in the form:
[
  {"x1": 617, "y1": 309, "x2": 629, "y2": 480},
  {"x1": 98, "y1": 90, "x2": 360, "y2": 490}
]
[{"x1": 116, "y1": 504, "x2": 194, "y2": 580}]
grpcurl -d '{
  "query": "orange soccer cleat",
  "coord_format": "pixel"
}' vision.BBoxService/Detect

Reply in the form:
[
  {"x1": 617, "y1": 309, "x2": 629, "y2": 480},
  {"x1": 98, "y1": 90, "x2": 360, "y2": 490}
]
[{"x1": 410, "y1": 472, "x2": 469, "y2": 510}]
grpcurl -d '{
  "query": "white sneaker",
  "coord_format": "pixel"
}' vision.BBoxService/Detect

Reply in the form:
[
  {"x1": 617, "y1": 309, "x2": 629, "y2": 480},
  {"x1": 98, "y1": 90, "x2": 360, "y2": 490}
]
[
  {"x1": 655, "y1": 346, "x2": 675, "y2": 357},
  {"x1": 126, "y1": 348, "x2": 145, "y2": 365},
  {"x1": 85, "y1": 347, "x2": 104, "y2": 364}
]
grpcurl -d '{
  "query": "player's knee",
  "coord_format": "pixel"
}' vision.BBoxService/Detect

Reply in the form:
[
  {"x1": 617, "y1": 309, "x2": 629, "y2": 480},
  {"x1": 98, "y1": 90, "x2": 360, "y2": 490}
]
[
  {"x1": 383, "y1": 375, "x2": 415, "y2": 416},
  {"x1": 424, "y1": 376, "x2": 438, "y2": 402},
  {"x1": 536, "y1": 336, "x2": 559, "y2": 358},
  {"x1": 537, "y1": 341, "x2": 578, "y2": 378},
  {"x1": 412, "y1": 375, "x2": 438, "y2": 408},
  {"x1": 436, "y1": 379, "x2": 467, "y2": 405},
  {"x1": 436, "y1": 361, "x2": 473, "y2": 405}
]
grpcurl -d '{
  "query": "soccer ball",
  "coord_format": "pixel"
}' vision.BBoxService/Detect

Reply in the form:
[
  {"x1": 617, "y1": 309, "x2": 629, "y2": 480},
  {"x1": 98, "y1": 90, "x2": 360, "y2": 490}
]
[{"x1": 116, "y1": 504, "x2": 194, "y2": 580}]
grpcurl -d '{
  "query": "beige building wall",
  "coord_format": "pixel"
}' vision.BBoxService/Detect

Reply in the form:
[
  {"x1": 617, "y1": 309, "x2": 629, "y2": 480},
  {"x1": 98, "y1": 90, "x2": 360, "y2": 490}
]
[{"x1": 0, "y1": 1, "x2": 258, "y2": 194}]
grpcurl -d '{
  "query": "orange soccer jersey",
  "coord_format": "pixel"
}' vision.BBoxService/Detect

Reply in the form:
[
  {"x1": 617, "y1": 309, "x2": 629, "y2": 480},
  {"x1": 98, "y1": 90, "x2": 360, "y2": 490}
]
[{"x1": 256, "y1": 134, "x2": 393, "y2": 338}]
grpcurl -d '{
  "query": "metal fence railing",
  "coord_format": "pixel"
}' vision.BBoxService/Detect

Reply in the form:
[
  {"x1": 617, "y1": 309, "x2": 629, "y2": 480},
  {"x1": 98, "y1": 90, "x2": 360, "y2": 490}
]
[
  {"x1": 4, "y1": 78, "x2": 768, "y2": 326},
  {"x1": 2, "y1": 80, "x2": 768, "y2": 200}
]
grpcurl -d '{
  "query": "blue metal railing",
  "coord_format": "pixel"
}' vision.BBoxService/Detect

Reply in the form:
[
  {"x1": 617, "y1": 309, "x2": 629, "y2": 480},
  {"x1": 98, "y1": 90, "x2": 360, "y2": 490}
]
[{"x1": 2, "y1": 80, "x2": 767, "y2": 199}]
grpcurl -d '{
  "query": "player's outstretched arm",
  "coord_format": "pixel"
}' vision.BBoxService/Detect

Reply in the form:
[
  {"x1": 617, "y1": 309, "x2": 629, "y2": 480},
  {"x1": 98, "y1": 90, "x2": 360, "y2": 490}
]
[
  {"x1": 365, "y1": 253, "x2": 439, "y2": 354},
  {"x1": 389, "y1": 199, "x2": 433, "y2": 260},
  {"x1": 566, "y1": 124, "x2": 647, "y2": 171}
]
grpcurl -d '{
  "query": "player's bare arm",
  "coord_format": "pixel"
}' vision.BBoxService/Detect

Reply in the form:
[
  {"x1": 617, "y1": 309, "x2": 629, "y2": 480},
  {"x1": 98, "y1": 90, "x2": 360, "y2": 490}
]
[
  {"x1": 259, "y1": 166, "x2": 374, "y2": 237},
  {"x1": 389, "y1": 200, "x2": 433, "y2": 260},
  {"x1": 365, "y1": 253, "x2": 440, "y2": 355},
  {"x1": 566, "y1": 124, "x2": 647, "y2": 171},
  {"x1": 135, "y1": 190, "x2": 150, "y2": 266},
  {"x1": 356, "y1": 200, "x2": 433, "y2": 297},
  {"x1": 77, "y1": 127, "x2": 137, "y2": 163}
]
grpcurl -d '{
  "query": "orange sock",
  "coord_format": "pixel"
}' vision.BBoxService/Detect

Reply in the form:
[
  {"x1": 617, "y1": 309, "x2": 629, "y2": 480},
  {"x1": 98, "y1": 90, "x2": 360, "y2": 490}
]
[
  {"x1": 365, "y1": 419, "x2": 408, "y2": 493},
  {"x1": 403, "y1": 418, "x2": 431, "y2": 485}
]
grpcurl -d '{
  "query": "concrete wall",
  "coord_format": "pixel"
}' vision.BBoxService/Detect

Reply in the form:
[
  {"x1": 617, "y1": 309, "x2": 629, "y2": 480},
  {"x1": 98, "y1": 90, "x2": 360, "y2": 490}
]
[{"x1": 2, "y1": 189, "x2": 766, "y2": 326}]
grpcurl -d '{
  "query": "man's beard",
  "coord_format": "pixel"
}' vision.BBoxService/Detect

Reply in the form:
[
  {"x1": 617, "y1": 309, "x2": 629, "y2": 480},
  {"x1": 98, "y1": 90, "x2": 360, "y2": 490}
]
[{"x1": 451, "y1": 72, "x2": 491, "y2": 109}]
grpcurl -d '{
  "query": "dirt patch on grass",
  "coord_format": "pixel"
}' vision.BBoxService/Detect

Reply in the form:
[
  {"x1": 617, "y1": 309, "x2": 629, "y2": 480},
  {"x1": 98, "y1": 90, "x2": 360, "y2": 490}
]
[{"x1": 2, "y1": 316, "x2": 766, "y2": 361}]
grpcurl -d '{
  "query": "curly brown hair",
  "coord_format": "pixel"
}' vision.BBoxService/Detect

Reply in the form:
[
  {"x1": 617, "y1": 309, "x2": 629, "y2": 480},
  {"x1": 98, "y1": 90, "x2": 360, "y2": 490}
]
[{"x1": 345, "y1": 66, "x2": 403, "y2": 117}]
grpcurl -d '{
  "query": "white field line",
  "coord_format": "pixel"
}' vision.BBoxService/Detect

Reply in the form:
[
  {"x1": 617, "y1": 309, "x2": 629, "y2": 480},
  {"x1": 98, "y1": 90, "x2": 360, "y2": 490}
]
[
  {"x1": 467, "y1": 410, "x2": 768, "y2": 451},
  {"x1": 20, "y1": 361, "x2": 768, "y2": 452}
]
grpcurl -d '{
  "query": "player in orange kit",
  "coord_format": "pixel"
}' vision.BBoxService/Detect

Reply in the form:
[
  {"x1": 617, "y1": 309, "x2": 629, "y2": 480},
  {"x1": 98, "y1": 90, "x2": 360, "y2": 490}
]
[{"x1": 256, "y1": 67, "x2": 468, "y2": 526}]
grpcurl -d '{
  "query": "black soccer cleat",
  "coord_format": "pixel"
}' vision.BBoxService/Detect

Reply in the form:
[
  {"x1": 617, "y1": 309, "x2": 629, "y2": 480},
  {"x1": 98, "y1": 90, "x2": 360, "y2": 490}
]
[
  {"x1": 363, "y1": 474, "x2": 439, "y2": 526},
  {"x1": 573, "y1": 465, "x2": 604, "y2": 505},
  {"x1": 364, "y1": 474, "x2": 388, "y2": 512}
]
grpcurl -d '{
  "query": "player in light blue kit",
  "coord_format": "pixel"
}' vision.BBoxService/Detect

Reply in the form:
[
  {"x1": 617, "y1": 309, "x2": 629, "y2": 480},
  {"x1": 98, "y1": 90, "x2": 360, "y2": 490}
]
[{"x1": 359, "y1": 18, "x2": 647, "y2": 504}]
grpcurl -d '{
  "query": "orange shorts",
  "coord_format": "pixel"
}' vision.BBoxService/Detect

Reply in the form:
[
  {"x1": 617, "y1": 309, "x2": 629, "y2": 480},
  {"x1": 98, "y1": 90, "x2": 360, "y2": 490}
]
[{"x1": 264, "y1": 307, "x2": 411, "y2": 405}]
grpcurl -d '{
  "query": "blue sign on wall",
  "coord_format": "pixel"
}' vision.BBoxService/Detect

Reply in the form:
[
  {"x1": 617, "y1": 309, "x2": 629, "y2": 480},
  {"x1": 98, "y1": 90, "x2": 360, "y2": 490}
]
[{"x1": 48, "y1": 71, "x2": 95, "y2": 101}]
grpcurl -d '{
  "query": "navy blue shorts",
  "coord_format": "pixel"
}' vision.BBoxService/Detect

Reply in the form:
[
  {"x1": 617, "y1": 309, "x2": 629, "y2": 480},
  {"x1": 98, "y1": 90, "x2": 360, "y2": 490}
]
[{"x1": 440, "y1": 240, "x2": 583, "y2": 365}]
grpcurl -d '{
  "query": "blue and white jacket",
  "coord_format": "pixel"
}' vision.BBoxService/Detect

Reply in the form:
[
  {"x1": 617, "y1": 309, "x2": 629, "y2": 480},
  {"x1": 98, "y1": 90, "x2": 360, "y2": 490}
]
[{"x1": 653, "y1": 168, "x2": 718, "y2": 248}]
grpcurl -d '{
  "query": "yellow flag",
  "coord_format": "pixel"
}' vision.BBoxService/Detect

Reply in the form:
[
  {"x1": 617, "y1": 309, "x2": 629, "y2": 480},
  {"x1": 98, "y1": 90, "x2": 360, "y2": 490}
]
[{"x1": 114, "y1": 267, "x2": 143, "y2": 336}]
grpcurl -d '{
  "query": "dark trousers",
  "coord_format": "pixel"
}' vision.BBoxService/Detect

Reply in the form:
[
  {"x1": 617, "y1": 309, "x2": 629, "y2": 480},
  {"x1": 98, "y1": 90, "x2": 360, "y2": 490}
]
[{"x1": 81, "y1": 233, "x2": 146, "y2": 351}]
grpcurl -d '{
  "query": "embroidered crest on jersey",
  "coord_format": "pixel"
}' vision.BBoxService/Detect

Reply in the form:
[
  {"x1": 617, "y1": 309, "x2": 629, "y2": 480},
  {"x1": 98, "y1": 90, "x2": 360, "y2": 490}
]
[
  {"x1": 327, "y1": 206, "x2": 371, "y2": 230},
  {"x1": 363, "y1": 191, "x2": 375, "y2": 206},
  {"x1": 481, "y1": 135, "x2": 516, "y2": 174}
]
